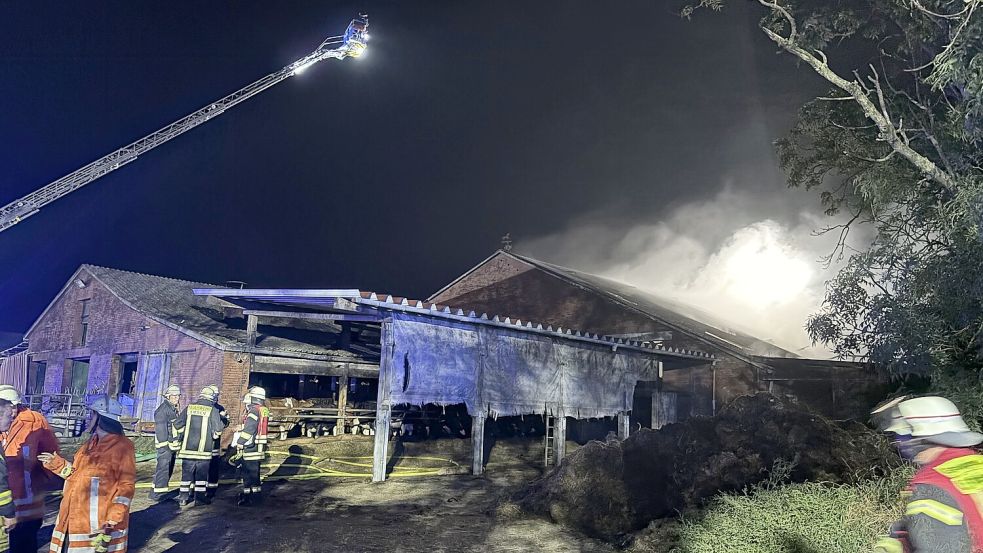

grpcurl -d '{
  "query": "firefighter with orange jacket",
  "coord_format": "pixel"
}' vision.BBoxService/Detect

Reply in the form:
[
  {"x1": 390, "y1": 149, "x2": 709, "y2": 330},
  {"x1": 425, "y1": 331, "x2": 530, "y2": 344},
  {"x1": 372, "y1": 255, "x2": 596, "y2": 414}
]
[
  {"x1": 39, "y1": 395, "x2": 136, "y2": 553},
  {"x1": 231, "y1": 386, "x2": 269, "y2": 506},
  {"x1": 0, "y1": 385, "x2": 58, "y2": 553}
]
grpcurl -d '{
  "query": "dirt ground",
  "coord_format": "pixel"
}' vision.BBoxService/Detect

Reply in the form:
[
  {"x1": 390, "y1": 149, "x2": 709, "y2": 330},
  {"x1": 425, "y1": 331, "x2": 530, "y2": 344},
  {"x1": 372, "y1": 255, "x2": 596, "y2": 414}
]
[{"x1": 39, "y1": 436, "x2": 614, "y2": 553}]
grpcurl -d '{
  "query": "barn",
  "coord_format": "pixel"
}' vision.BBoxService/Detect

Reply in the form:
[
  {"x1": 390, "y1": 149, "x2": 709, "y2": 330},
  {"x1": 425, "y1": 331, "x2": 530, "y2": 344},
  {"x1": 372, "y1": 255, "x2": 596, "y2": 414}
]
[{"x1": 428, "y1": 249, "x2": 885, "y2": 419}]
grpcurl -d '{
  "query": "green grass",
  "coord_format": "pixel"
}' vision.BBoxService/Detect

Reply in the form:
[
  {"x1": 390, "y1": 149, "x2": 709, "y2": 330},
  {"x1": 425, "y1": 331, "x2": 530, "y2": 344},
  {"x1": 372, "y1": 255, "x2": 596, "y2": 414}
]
[{"x1": 632, "y1": 466, "x2": 914, "y2": 553}]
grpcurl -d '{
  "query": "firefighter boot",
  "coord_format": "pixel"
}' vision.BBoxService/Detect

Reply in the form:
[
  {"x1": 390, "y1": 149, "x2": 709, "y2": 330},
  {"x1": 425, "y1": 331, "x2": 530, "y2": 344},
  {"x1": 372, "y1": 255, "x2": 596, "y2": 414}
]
[
  {"x1": 178, "y1": 493, "x2": 193, "y2": 507},
  {"x1": 236, "y1": 492, "x2": 251, "y2": 506},
  {"x1": 194, "y1": 491, "x2": 212, "y2": 506}
]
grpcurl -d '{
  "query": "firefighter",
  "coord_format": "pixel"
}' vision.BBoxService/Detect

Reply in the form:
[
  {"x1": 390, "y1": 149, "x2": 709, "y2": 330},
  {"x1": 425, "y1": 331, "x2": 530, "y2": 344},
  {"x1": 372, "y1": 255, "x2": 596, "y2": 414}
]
[
  {"x1": 0, "y1": 385, "x2": 58, "y2": 553},
  {"x1": 38, "y1": 395, "x2": 135, "y2": 553},
  {"x1": 0, "y1": 396, "x2": 21, "y2": 552},
  {"x1": 873, "y1": 396, "x2": 983, "y2": 552},
  {"x1": 149, "y1": 384, "x2": 181, "y2": 501},
  {"x1": 172, "y1": 387, "x2": 225, "y2": 507},
  {"x1": 231, "y1": 386, "x2": 269, "y2": 506},
  {"x1": 205, "y1": 385, "x2": 228, "y2": 499}
]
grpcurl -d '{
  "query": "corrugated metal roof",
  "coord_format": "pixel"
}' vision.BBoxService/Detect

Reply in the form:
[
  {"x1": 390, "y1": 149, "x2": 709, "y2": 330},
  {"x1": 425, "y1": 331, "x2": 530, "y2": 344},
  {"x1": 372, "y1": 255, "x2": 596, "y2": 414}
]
[{"x1": 190, "y1": 288, "x2": 715, "y2": 361}]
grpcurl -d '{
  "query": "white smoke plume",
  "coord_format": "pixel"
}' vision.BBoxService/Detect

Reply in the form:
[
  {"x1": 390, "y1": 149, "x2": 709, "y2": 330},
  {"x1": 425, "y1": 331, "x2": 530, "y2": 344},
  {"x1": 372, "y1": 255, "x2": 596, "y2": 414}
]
[{"x1": 522, "y1": 184, "x2": 859, "y2": 358}]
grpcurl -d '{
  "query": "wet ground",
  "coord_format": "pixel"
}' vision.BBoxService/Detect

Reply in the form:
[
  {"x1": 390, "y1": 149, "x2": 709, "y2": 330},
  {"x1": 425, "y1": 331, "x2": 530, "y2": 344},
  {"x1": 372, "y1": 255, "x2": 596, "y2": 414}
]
[{"x1": 41, "y1": 437, "x2": 614, "y2": 553}]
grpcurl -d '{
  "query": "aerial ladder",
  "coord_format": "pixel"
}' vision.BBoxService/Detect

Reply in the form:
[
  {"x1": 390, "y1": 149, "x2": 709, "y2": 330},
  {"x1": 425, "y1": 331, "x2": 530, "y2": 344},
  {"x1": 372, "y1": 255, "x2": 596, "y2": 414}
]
[{"x1": 0, "y1": 16, "x2": 369, "y2": 233}]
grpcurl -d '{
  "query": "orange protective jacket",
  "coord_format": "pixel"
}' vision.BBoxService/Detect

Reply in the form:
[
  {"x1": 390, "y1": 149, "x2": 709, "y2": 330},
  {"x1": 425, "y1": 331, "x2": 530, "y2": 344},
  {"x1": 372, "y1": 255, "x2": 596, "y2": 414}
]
[
  {"x1": 43, "y1": 433, "x2": 136, "y2": 553},
  {"x1": 0, "y1": 407, "x2": 59, "y2": 522}
]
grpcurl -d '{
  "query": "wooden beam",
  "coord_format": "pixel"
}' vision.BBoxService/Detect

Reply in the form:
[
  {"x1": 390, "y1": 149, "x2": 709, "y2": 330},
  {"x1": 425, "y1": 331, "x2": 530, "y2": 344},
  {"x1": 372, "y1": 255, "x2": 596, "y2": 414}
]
[
  {"x1": 471, "y1": 412, "x2": 486, "y2": 476},
  {"x1": 554, "y1": 416, "x2": 567, "y2": 466},
  {"x1": 246, "y1": 315, "x2": 258, "y2": 348},
  {"x1": 242, "y1": 309, "x2": 382, "y2": 322},
  {"x1": 617, "y1": 411, "x2": 630, "y2": 440},
  {"x1": 251, "y1": 355, "x2": 379, "y2": 378},
  {"x1": 372, "y1": 320, "x2": 394, "y2": 483},
  {"x1": 246, "y1": 348, "x2": 379, "y2": 363}
]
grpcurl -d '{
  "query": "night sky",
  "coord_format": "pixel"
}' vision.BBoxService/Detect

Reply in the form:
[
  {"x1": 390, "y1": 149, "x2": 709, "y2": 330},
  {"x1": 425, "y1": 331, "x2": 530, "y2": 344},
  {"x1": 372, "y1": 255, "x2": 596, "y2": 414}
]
[{"x1": 0, "y1": 1, "x2": 828, "y2": 335}]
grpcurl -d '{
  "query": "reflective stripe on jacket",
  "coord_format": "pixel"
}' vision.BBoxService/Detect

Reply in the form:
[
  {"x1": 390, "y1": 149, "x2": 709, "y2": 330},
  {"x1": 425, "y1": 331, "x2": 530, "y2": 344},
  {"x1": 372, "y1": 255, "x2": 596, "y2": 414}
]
[
  {"x1": 153, "y1": 401, "x2": 179, "y2": 450},
  {"x1": 232, "y1": 404, "x2": 269, "y2": 461},
  {"x1": 880, "y1": 448, "x2": 983, "y2": 552},
  {"x1": 0, "y1": 408, "x2": 59, "y2": 522},
  {"x1": 0, "y1": 455, "x2": 16, "y2": 519},
  {"x1": 44, "y1": 433, "x2": 136, "y2": 553},
  {"x1": 172, "y1": 399, "x2": 224, "y2": 460}
]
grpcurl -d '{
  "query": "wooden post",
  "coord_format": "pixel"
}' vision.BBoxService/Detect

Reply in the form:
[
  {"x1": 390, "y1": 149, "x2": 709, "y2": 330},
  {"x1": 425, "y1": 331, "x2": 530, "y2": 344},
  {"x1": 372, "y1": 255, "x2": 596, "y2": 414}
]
[
  {"x1": 372, "y1": 321, "x2": 393, "y2": 483},
  {"x1": 337, "y1": 375, "x2": 349, "y2": 434},
  {"x1": 554, "y1": 415, "x2": 567, "y2": 466},
  {"x1": 471, "y1": 411, "x2": 486, "y2": 476},
  {"x1": 246, "y1": 314, "x2": 258, "y2": 347},
  {"x1": 617, "y1": 411, "x2": 630, "y2": 440}
]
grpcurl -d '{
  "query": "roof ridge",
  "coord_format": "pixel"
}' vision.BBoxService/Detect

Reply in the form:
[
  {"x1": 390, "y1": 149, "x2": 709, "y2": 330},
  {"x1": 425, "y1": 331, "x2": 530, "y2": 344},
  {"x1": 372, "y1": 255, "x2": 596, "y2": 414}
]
[
  {"x1": 82, "y1": 263, "x2": 221, "y2": 288},
  {"x1": 498, "y1": 250, "x2": 795, "y2": 362}
]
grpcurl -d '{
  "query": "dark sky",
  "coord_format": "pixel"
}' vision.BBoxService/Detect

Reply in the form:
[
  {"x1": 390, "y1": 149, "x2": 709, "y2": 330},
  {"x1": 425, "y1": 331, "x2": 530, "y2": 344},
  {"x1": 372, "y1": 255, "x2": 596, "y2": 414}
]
[{"x1": 0, "y1": 1, "x2": 826, "y2": 334}]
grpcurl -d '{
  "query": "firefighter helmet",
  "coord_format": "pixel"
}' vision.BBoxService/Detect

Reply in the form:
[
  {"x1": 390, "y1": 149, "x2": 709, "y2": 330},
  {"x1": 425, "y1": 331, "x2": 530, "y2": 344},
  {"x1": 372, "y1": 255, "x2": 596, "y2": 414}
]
[
  {"x1": 871, "y1": 396, "x2": 912, "y2": 434},
  {"x1": 243, "y1": 386, "x2": 266, "y2": 403},
  {"x1": 89, "y1": 394, "x2": 124, "y2": 421},
  {"x1": 163, "y1": 385, "x2": 181, "y2": 397},
  {"x1": 199, "y1": 386, "x2": 218, "y2": 401},
  {"x1": 0, "y1": 385, "x2": 22, "y2": 405},
  {"x1": 896, "y1": 396, "x2": 983, "y2": 447}
]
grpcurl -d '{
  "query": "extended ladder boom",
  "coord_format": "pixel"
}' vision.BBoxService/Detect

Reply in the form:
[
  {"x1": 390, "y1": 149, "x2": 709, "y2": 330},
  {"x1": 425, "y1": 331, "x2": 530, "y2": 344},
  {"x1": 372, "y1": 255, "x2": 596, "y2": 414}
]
[{"x1": 0, "y1": 16, "x2": 368, "y2": 233}]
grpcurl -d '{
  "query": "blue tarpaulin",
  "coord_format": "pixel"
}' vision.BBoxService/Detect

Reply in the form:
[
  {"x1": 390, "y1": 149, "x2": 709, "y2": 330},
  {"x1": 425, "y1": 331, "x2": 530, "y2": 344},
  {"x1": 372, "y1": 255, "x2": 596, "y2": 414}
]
[{"x1": 386, "y1": 313, "x2": 661, "y2": 418}]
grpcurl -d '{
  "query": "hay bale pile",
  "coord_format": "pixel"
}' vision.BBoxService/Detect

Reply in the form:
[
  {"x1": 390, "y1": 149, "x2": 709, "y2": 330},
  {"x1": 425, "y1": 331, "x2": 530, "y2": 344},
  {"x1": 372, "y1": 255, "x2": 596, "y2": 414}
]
[{"x1": 512, "y1": 393, "x2": 899, "y2": 539}]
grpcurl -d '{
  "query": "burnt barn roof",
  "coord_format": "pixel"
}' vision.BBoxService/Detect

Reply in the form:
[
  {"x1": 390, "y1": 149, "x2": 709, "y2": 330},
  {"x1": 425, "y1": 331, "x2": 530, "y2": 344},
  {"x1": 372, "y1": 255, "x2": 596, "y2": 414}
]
[
  {"x1": 429, "y1": 250, "x2": 799, "y2": 361},
  {"x1": 50, "y1": 265, "x2": 372, "y2": 360}
]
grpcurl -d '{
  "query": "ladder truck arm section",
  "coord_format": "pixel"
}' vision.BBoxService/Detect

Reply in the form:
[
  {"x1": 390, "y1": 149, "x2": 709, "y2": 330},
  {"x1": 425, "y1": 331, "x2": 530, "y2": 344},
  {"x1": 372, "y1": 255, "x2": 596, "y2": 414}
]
[{"x1": 0, "y1": 16, "x2": 368, "y2": 233}]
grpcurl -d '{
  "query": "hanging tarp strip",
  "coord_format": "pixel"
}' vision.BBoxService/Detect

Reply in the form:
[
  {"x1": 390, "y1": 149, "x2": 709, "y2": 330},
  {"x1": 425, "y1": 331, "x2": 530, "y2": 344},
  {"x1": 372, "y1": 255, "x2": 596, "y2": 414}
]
[{"x1": 386, "y1": 313, "x2": 662, "y2": 418}]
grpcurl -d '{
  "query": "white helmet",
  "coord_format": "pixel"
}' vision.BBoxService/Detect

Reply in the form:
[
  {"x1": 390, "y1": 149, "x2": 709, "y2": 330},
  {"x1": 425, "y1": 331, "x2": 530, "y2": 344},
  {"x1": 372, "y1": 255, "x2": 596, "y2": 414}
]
[
  {"x1": 89, "y1": 394, "x2": 124, "y2": 422},
  {"x1": 199, "y1": 386, "x2": 217, "y2": 401},
  {"x1": 244, "y1": 386, "x2": 266, "y2": 403},
  {"x1": 0, "y1": 385, "x2": 22, "y2": 405},
  {"x1": 871, "y1": 396, "x2": 912, "y2": 434},
  {"x1": 163, "y1": 385, "x2": 181, "y2": 397},
  {"x1": 896, "y1": 396, "x2": 983, "y2": 447}
]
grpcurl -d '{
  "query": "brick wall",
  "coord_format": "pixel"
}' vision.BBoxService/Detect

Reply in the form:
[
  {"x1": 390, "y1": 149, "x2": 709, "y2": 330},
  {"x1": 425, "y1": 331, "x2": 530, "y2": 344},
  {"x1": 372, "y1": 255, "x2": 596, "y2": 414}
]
[{"x1": 24, "y1": 268, "x2": 227, "y2": 416}]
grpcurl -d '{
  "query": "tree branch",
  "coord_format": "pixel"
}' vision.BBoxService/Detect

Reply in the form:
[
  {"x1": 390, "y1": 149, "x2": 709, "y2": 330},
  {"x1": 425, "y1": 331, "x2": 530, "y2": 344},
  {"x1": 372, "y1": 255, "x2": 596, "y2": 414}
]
[{"x1": 754, "y1": 2, "x2": 957, "y2": 193}]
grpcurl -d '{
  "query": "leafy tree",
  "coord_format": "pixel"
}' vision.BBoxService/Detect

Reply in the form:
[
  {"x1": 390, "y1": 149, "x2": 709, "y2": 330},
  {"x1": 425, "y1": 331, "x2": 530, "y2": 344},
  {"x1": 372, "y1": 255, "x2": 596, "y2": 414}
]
[{"x1": 686, "y1": 1, "x2": 983, "y2": 379}]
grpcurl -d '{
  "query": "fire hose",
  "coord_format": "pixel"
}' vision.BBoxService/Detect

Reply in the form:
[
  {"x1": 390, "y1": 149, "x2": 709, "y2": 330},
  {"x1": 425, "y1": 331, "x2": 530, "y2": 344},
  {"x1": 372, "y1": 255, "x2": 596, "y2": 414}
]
[{"x1": 131, "y1": 450, "x2": 462, "y2": 489}]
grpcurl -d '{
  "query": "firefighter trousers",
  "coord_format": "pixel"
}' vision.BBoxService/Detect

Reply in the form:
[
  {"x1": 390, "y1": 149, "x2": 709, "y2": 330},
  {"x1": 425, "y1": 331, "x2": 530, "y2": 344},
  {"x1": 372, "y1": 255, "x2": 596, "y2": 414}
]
[
  {"x1": 8, "y1": 518, "x2": 41, "y2": 553},
  {"x1": 206, "y1": 455, "x2": 221, "y2": 497},
  {"x1": 153, "y1": 447, "x2": 176, "y2": 495},
  {"x1": 179, "y1": 458, "x2": 211, "y2": 500},
  {"x1": 241, "y1": 459, "x2": 261, "y2": 495}
]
